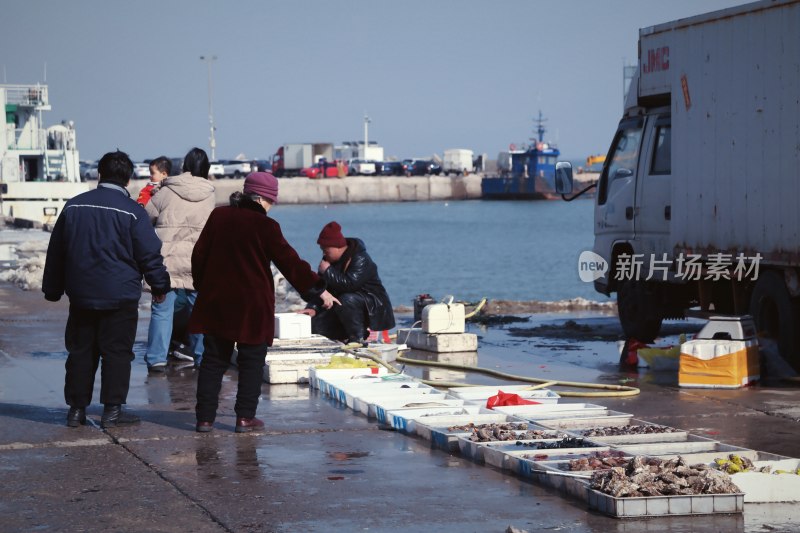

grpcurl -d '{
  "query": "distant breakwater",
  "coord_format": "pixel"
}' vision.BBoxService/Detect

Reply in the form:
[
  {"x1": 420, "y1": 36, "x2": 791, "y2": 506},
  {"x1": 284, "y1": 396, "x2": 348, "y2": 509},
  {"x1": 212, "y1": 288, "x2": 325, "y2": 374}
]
[{"x1": 128, "y1": 175, "x2": 482, "y2": 205}]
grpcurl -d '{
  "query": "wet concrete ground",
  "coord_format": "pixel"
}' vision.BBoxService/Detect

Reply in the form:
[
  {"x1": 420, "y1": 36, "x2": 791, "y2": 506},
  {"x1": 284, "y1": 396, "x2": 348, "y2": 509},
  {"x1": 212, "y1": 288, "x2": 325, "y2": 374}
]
[{"x1": 1, "y1": 283, "x2": 799, "y2": 532}]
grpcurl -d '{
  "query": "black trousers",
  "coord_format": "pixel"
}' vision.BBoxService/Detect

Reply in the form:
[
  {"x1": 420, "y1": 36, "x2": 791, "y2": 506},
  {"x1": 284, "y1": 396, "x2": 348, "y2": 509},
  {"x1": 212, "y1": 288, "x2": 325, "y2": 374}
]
[
  {"x1": 63, "y1": 304, "x2": 138, "y2": 407},
  {"x1": 311, "y1": 292, "x2": 368, "y2": 343},
  {"x1": 195, "y1": 335, "x2": 268, "y2": 422}
]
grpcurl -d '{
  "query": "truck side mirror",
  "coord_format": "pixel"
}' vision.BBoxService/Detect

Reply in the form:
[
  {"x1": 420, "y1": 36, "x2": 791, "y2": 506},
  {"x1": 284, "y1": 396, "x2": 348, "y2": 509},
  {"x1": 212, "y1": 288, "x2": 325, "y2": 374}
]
[
  {"x1": 555, "y1": 162, "x2": 573, "y2": 194},
  {"x1": 613, "y1": 168, "x2": 633, "y2": 180}
]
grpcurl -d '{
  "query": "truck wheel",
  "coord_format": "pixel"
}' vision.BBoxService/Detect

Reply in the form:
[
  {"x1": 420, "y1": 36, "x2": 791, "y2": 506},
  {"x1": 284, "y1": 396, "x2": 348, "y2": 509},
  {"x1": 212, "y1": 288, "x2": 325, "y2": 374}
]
[
  {"x1": 749, "y1": 271, "x2": 800, "y2": 372},
  {"x1": 617, "y1": 280, "x2": 663, "y2": 342}
]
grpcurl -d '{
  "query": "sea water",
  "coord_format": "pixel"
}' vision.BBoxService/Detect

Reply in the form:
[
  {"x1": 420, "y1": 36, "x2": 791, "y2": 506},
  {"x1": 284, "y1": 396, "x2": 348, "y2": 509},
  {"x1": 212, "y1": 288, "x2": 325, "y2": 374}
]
[{"x1": 271, "y1": 198, "x2": 610, "y2": 307}]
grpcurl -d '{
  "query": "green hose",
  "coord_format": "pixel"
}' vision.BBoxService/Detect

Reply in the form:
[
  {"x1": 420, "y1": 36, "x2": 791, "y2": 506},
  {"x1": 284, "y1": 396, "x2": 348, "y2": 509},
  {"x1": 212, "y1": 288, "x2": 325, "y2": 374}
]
[{"x1": 340, "y1": 345, "x2": 640, "y2": 398}]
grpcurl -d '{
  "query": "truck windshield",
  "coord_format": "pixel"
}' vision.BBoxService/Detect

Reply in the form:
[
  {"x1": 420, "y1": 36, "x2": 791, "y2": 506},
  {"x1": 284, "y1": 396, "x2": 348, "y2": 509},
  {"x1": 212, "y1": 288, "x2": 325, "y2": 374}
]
[{"x1": 598, "y1": 120, "x2": 644, "y2": 205}]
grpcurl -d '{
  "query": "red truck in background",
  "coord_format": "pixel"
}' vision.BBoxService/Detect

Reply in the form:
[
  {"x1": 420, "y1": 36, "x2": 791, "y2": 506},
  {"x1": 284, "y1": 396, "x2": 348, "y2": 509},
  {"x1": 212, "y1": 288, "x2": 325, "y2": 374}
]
[{"x1": 272, "y1": 143, "x2": 334, "y2": 177}]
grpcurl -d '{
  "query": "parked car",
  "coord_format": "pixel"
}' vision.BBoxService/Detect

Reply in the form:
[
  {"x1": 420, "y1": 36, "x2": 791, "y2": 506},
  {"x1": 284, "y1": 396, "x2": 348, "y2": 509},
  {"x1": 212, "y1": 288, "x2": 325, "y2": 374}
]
[
  {"x1": 348, "y1": 159, "x2": 376, "y2": 176},
  {"x1": 208, "y1": 161, "x2": 225, "y2": 179},
  {"x1": 378, "y1": 161, "x2": 405, "y2": 176},
  {"x1": 409, "y1": 160, "x2": 442, "y2": 176},
  {"x1": 252, "y1": 159, "x2": 272, "y2": 172},
  {"x1": 133, "y1": 163, "x2": 150, "y2": 179},
  {"x1": 221, "y1": 160, "x2": 253, "y2": 178},
  {"x1": 300, "y1": 160, "x2": 342, "y2": 179},
  {"x1": 80, "y1": 161, "x2": 98, "y2": 181}
]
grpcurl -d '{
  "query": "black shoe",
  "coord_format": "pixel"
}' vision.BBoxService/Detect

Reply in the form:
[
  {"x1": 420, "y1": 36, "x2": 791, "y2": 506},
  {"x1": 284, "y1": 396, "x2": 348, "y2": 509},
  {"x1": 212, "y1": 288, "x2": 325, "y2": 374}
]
[
  {"x1": 66, "y1": 407, "x2": 86, "y2": 428},
  {"x1": 100, "y1": 404, "x2": 141, "y2": 428}
]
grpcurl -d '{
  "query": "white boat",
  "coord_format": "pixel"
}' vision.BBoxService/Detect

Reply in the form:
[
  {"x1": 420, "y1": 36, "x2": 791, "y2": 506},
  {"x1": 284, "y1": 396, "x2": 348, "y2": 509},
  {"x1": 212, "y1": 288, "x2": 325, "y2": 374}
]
[{"x1": 0, "y1": 84, "x2": 89, "y2": 225}]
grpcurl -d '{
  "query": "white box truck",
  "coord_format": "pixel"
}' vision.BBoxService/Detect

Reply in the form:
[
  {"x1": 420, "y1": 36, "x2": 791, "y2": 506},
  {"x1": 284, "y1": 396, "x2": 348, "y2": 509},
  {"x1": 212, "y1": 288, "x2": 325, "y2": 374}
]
[
  {"x1": 556, "y1": 0, "x2": 800, "y2": 371},
  {"x1": 443, "y1": 149, "x2": 474, "y2": 175},
  {"x1": 271, "y1": 143, "x2": 334, "y2": 177}
]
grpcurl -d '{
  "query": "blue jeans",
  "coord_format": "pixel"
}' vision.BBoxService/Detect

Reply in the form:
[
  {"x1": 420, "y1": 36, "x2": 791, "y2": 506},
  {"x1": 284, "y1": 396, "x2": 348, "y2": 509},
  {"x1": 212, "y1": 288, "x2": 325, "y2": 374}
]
[{"x1": 144, "y1": 289, "x2": 204, "y2": 367}]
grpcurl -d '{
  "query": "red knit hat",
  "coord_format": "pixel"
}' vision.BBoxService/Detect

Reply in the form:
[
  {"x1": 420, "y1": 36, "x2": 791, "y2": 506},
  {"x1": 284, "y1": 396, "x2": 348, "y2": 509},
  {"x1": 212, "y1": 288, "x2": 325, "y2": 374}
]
[{"x1": 317, "y1": 221, "x2": 346, "y2": 247}]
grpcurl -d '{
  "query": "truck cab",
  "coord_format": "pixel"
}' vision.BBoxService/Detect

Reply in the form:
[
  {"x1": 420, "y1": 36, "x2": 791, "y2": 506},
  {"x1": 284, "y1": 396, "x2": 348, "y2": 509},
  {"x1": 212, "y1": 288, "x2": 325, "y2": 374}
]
[{"x1": 558, "y1": 0, "x2": 800, "y2": 372}]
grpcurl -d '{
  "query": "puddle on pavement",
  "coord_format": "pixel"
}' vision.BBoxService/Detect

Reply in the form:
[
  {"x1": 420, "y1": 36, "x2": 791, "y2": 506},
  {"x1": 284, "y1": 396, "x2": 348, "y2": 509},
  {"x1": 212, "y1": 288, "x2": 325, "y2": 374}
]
[
  {"x1": 328, "y1": 451, "x2": 369, "y2": 460},
  {"x1": 29, "y1": 350, "x2": 68, "y2": 359}
]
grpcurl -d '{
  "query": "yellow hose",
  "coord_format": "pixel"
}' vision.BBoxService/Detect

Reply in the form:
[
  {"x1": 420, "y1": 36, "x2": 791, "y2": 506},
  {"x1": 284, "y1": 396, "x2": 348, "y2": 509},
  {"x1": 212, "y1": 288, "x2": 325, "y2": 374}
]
[
  {"x1": 340, "y1": 345, "x2": 640, "y2": 398},
  {"x1": 463, "y1": 298, "x2": 487, "y2": 319}
]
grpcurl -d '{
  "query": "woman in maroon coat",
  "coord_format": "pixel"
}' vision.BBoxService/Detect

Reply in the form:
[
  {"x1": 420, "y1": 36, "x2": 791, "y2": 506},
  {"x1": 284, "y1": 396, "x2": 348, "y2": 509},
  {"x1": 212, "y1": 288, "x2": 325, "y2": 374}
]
[{"x1": 189, "y1": 172, "x2": 338, "y2": 433}]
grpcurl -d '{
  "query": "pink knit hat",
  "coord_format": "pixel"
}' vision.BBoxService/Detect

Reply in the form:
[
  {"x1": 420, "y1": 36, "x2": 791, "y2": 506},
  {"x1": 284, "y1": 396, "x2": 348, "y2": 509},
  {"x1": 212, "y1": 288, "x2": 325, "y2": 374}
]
[{"x1": 243, "y1": 172, "x2": 279, "y2": 203}]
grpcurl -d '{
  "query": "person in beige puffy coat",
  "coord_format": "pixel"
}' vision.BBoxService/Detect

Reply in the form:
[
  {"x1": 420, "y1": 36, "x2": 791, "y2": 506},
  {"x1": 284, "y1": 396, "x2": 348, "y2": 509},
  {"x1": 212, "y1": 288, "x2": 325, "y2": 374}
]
[{"x1": 143, "y1": 147, "x2": 216, "y2": 372}]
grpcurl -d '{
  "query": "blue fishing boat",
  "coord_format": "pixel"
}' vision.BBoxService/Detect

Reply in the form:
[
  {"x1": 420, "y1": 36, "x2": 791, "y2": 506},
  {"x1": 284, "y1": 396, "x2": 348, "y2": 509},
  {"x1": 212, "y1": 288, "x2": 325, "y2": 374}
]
[{"x1": 481, "y1": 111, "x2": 560, "y2": 200}]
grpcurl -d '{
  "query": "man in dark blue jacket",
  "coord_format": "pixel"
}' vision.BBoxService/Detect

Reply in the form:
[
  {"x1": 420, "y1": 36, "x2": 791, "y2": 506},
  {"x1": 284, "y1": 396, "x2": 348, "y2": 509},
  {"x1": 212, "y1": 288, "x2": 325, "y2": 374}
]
[{"x1": 43, "y1": 150, "x2": 170, "y2": 429}]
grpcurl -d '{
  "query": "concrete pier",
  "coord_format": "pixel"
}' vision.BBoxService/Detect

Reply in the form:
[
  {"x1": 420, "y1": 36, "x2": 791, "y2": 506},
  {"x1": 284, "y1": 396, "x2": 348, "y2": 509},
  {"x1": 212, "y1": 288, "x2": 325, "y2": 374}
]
[{"x1": 129, "y1": 175, "x2": 483, "y2": 205}]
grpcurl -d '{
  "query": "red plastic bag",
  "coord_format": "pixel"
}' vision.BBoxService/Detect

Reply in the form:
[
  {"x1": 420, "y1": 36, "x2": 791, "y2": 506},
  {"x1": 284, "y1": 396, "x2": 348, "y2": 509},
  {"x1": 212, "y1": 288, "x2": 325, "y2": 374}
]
[{"x1": 485, "y1": 390, "x2": 541, "y2": 409}]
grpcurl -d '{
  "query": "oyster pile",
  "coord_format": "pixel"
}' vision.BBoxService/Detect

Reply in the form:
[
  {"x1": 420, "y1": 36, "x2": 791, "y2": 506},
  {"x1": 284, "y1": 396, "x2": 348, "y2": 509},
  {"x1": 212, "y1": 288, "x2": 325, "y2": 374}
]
[
  {"x1": 519, "y1": 436, "x2": 594, "y2": 450},
  {"x1": 582, "y1": 424, "x2": 679, "y2": 437},
  {"x1": 467, "y1": 427, "x2": 562, "y2": 443},
  {"x1": 569, "y1": 451, "x2": 629, "y2": 471},
  {"x1": 590, "y1": 456, "x2": 741, "y2": 497},
  {"x1": 447, "y1": 422, "x2": 529, "y2": 432}
]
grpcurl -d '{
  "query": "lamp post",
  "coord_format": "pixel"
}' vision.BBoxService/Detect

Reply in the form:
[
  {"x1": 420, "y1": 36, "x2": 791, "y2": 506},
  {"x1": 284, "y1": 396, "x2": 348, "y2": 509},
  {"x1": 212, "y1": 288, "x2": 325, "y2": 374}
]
[
  {"x1": 363, "y1": 113, "x2": 371, "y2": 159},
  {"x1": 200, "y1": 55, "x2": 217, "y2": 161}
]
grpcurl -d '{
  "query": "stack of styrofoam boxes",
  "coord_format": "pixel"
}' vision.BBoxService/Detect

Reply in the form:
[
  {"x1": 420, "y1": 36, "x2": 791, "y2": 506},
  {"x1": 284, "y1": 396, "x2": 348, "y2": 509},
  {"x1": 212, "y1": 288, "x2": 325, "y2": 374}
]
[
  {"x1": 264, "y1": 313, "x2": 341, "y2": 384},
  {"x1": 397, "y1": 301, "x2": 478, "y2": 353},
  {"x1": 679, "y1": 315, "x2": 760, "y2": 388}
]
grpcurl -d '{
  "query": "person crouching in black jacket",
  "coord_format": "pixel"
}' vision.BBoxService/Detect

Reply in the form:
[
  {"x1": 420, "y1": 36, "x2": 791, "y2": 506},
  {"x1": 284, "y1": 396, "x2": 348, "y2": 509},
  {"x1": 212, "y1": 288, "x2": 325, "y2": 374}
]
[{"x1": 300, "y1": 221, "x2": 395, "y2": 344}]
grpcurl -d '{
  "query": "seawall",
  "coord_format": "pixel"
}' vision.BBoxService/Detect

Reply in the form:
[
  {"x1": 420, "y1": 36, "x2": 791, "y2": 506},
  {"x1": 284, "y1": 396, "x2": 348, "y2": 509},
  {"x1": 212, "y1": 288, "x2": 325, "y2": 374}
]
[{"x1": 129, "y1": 175, "x2": 482, "y2": 205}]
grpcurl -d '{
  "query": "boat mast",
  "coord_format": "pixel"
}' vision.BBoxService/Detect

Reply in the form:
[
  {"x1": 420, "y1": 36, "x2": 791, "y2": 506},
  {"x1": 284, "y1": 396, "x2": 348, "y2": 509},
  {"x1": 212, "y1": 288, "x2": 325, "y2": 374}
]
[{"x1": 532, "y1": 110, "x2": 547, "y2": 144}]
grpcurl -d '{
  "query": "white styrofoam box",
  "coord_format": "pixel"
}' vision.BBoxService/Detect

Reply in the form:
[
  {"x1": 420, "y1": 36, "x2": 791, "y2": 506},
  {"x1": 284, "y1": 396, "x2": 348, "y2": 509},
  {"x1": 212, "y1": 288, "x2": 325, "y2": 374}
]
[
  {"x1": 644, "y1": 443, "x2": 762, "y2": 464},
  {"x1": 499, "y1": 445, "x2": 610, "y2": 473},
  {"x1": 309, "y1": 366, "x2": 387, "y2": 391},
  {"x1": 334, "y1": 382, "x2": 434, "y2": 411},
  {"x1": 274, "y1": 313, "x2": 312, "y2": 339},
  {"x1": 457, "y1": 432, "x2": 565, "y2": 464},
  {"x1": 490, "y1": 403, "x2": 609, "y2": 420},
  {"x1": 365, "y1": 343, "x2": 403, "y2": 363},
  {"x1": 383, "y1": 404, "x2": 482, "y2": 433},
  {"x1": 264, "y1": 353, "x2": 331, "y2": 384},
  {"x1": 355, "y1": 389, "x2": 447, "y2": 417},
  {"x1": 610, "y1": 434, "x2": 722, "y2": 456},
  {"x1": 574, "y1": 420, "x2": 689, "y2": 444},
  {"x1": 374, "y1": 398, "x2": 467, "y2": 424},
  {"x1": 446, "y1": 385, "x2": 560, "y2": 404},
  {"x1": 337, "y1": 380, "x2": 430, "y2": 400},
  {"x1": 422, "y1": 302, "x2": 466, "y2": 334},
  {"x1": 266, "y1": 334, "x2": 342, "y2": 383},
  {"x1": 447, "y1": 384, "x2": 537, "y2": 399},
  {"x1": 533, "y1": 412, "x2": 634, "y2": 430},
  {"x1": 321, "y1": 374, "x2": 422, "y2": 403},
  {"x1": 732, "y1": 459, "x2": 800, "y2": 502},
  {"x1": 696, "y1": 315, "x2": 756, "y2": 341},
  {"x1": 680, "y1": 339, "x2": 756, "y2": 361},
  {"x1": 399, "y1": 328, "x2": 478, "y2": 353},
  {"x1": 413, "y1": 413, "x2": 527, "y2": 451},
  {"x1": 376, "y1": 399, "x2": 477, "y2": 435}
]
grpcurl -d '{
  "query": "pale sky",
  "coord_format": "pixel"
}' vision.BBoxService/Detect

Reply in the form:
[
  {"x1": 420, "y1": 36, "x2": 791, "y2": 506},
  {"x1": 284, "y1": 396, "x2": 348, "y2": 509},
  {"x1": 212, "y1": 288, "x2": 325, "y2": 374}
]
[{"x1": 3, "y1": 0, "x2": 747, "y2": 163}]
